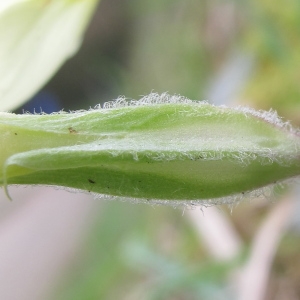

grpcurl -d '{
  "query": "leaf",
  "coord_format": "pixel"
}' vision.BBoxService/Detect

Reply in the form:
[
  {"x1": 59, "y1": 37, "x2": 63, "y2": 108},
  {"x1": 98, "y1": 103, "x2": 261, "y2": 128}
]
[
  {"x1": 0, "y1": 0, "x2": 99, "y2": 111},
  {"x1": 1, "y1": 93, "x2": 300, "y2": 205}
]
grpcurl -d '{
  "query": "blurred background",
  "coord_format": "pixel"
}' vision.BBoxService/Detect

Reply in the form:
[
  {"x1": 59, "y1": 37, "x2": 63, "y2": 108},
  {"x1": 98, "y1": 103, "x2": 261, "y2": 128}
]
[{"x1": 1, "y1": 0, "x2": 300, "y2": 299}]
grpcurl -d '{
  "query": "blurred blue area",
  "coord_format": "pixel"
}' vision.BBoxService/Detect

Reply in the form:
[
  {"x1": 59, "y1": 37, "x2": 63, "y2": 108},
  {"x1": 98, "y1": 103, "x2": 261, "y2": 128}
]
[{"x1": 14, "y1": 91, "x2": 61, "y2": 114}]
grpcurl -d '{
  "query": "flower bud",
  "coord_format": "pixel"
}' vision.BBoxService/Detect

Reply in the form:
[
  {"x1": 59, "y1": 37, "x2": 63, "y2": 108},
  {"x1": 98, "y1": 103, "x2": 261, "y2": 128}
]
[{"x1": 1, "y1": 93, "x2": 300, "y2": 205}]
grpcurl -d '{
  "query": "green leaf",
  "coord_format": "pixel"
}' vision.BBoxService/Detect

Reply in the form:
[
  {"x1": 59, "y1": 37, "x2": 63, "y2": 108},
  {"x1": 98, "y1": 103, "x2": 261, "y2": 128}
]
[
  {"x1": 0, "y1": 0, "x2": 99, "y2": 111},
  {"x1": 1, "y1": 94, "x2": 300, "y2": 204}
]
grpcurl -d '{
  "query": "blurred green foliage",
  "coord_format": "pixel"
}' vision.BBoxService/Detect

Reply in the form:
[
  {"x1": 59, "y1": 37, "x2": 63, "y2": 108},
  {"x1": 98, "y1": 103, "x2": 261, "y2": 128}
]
[
  {"x1": 240, "y1": 0, "x2": 300, "y2": 124},
  {"x1": 122, "y1": 0, "x2": 211, "y2": 100},
  {"x1": 53, "y1": 202, "x2": 238, "y2": 300}
]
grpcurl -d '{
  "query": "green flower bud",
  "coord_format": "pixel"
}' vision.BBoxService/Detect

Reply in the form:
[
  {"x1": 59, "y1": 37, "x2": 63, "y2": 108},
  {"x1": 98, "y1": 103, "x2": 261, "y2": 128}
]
[{"x1": 1, "y1": 94, "x2": 300, "y2": 205}]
